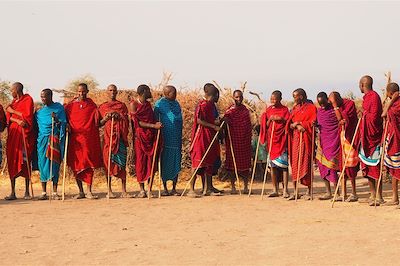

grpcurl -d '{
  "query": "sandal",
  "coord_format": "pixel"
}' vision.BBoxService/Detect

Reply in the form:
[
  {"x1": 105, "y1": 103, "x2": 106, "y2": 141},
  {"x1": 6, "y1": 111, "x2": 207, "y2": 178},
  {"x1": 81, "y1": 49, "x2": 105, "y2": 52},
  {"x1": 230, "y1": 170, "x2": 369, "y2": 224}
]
[
  {"x1": 345, "y1": 194, "x2": 358, "y2": 202},
  {"x1": 136, "y1": 191, "x2": 147, "y2": 198},
  {"x1": 86, "y1": 192, "x2": 98, "y2": 200},
  {"x1": 73, "y1": 193, "x2": 86, "y2": 199},
  {"x1": 169, "y1": 190, "x2": 180, "y2": 196},
  {"x1": 187, "y1": 191, "x2": 201, "y2": 198},
  {"x1": 318, "y1": 194, "x2": 332, "y2": 201},
  {"x1": 120, "y1": 193, "x2": 134, "y2": 198},
  {"x1": 383, "y1": 200, "x2": 399, "y2": 206},
  {"x1": 4, "y1": 194, "x2": 17, "y2": 201},
  {"x1": 268, "y1": 192, "x2": 279, "y2": 198},
  {"x1": 38, "y1": 193, "x2": 48, "y2": 200},
  {"x1": 52, "y1": 193, "x2": 61, "y2": 200},
  {"x1": 161, "y1": 191, "x2": 170, "y2": 197}
]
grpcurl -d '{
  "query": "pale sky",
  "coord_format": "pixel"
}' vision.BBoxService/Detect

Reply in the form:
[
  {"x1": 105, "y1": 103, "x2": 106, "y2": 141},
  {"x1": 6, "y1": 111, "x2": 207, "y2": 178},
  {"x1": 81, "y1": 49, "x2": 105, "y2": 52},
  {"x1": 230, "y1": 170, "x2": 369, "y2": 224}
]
[{"x1": 1, "y1": 1, "x2": 399, "y2": 102}]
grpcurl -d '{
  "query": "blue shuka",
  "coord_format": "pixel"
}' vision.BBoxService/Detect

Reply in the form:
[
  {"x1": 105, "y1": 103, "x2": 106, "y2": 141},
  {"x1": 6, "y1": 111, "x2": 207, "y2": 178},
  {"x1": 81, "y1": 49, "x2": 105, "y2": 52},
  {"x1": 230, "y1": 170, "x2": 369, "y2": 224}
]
[
  {"x1": 35, "y1": 102, "x2": 67, "y2": 183},
  {"x1": 154, "y1": 97, "x2": 183, "y2": 182}
]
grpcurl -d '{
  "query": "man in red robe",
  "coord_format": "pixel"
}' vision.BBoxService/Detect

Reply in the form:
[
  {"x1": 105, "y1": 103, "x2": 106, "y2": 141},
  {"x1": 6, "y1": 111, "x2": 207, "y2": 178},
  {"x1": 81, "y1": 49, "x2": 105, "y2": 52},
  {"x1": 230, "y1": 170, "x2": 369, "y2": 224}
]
[
  {"x1": 5, "y1": 82, "x2": 34, "y2": 200},
  {"x1": 189, "y1": 83, "x2": 222, "y2": 197},
  {"x1": 260, "y1": 90, "x2": 290, "y2": 198},
  {"x1": 329, "y1": 91, "x2": 360, "y2": 202},
  {"x1": 130, "y1": 84, "x2": 162, "y2": 198},
  {"x1": 99, "y1": 84, "x2": 131, "y2": 198},
  {"x1": 382, "y1": 82, "x2": 400, "y2": 208},
  {"x1": 224, "y1": 90, "x2": 252, "y2": 194},
  {"x1": 65, "y1": 83, "x2": 103, "y2": 199},
  {"x1": 287, "y1": 88, "x2": 317, "y2": 200},
  {"x1": 357, "y1": 76, "x2": 384, "y2": 205}
]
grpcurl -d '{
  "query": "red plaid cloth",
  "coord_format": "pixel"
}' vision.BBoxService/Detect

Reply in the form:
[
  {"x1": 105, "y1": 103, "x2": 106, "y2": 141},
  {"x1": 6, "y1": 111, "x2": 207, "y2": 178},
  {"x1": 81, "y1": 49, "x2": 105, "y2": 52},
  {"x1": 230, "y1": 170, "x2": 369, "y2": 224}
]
[
  {"x1": 224, "y1": 104, "x2": 252, "y2": 172},
  {"x1": 287, "y1": 102, "x2": 317, "y2": 186}
]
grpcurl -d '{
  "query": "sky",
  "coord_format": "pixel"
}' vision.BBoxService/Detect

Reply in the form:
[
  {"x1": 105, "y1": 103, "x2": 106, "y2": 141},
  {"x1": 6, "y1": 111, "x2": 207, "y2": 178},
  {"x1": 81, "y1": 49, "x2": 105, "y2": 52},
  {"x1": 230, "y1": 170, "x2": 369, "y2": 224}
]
[{"x1": 1, "y1": 1, "x2": 399, "y2": 102}]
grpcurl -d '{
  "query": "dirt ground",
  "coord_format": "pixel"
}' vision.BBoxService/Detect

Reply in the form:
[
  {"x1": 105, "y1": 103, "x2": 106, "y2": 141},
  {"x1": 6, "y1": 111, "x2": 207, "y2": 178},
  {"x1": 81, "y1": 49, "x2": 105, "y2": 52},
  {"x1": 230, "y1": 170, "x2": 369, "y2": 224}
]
[{"x1": 0, "y1": 174, "x2": 399, "y2": 266}]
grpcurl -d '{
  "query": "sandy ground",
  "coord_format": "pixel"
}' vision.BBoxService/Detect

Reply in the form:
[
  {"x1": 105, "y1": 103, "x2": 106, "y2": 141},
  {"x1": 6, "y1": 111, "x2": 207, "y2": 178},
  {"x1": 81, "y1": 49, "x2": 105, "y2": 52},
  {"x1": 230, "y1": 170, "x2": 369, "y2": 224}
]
[{"x1": 0, "y1": 174, "x2": 399, "y2": 266}]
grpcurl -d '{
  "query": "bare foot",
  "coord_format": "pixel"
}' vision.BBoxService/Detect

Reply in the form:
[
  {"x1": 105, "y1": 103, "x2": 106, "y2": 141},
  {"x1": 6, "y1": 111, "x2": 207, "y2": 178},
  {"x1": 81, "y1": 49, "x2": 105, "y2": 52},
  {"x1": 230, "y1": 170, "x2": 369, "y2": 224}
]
[
  {"x1": 161, "y1": 190, "x2": 170, "y2": 197},
  {"x1": 187, "y1": 191, "x2": 201, "y2": 198}
]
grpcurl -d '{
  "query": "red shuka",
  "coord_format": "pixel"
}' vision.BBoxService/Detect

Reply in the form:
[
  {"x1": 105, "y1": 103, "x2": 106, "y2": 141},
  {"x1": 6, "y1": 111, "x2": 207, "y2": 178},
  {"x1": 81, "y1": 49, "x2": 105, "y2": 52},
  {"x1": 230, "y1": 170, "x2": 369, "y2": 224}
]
[
  {"x1": 360, "y1": 90, "x2": 383, "y2": 156},
  {"x1": 190, "y1": 99, "x2": 219, "y2": 172},
  {"x1": 65, "y1": 98, "x2": 103, "y2": 184},
  {"x1": 224, "y1": 104, "x2": 252, "y2": 172},
  {"x1": 260, "y1": 104, "x2": 290, "y2": 160},
  {"x1": 287, "y1": 102, "x2": 317, "y2": 186},
  {"x1": 131, "y1": 100, "x2": 157, "y2": 183},
  {"x1": 6, "y1": 94, "x2": 35, "y2": 179},
  {"x1": 339, "y1": 98, "x2": 360, "y2": 179},
  {"x1": 99, "y1": 100, "x2": 129, "y2": 180},
  {"x1": 359, "y1": 90, "x2": 383, "y2": 180},
  {"x1": 386, "y1": 97, "x2": 400, "y2": 180}
]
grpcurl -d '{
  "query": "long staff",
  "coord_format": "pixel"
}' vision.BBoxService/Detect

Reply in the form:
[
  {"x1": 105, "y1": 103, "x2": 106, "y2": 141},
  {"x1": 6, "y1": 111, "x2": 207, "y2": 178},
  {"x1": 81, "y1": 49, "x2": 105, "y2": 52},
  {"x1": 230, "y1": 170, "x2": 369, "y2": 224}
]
[
  {"x1": 62, "y1": 132, "x2": 69, "y2": 201},
  {"x1": 310, "y1": 125, "x2": 315, "y2": 200},
  {"x1": 147, "y1": 127, "x2": 161, "y2": 199},
  {"x1": 180, "y1": 121, "x2": 226, "y2": 198},
  {"x1": 227, "y1": 124, "x2": 241, "y2": 195},
  {"x1": 374, "y1": 119, "x2": 389, "y2": 207},
  {"x1": 49, "y1": 117, "x2": 54, "y2": 203},
  {"x1": 248, "y1": 134, "x2": 261, "y2": 197},
  {"x1": 21, "y1": 129, "x2": 34, "y2": 198},
  {"x1": 331, "y1": 117, "x2": 361, "y2": 207},
  {"x1": 158, "y1": 156, "x2": 162, "y2": 199},
  {"x1": 107, "y1": 116, "x2": 115, "y2": 200},
  {"x1": 295, "y1": 132, "x2": 303, "y2": 202},
  {"x1": 261, "y1": 121, "x2": 275, "y2": 199},
  {"x1": 341, "y1": 125, "x2": 346, "y2": 202}
]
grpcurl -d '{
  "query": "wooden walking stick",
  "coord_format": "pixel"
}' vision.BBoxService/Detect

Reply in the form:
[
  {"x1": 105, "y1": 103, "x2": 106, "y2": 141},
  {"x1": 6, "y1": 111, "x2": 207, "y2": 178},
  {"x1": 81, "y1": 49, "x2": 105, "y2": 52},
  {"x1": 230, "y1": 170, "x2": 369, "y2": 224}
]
[
  {"x1": 62, "y1": 132, "x2": 69, "y2": 201},
  {"x1": 21, "y1": 129, "x2": 34, "y2": 198},
  {"x1": 295, "y1": 131, "x2": 303, "y2": 202},
  {"x1": 107, "y1": 116, "x2": 114, "y2": 200},
  {"x1": 248, "y1": 133, "x2": 261, "y2": 197},
  {"x1": 226, "y1": 124, "x2": 241, "y2": 195},
  {"x1": 180, "y1": 121, "x2": 226, "y2": 198},
  {"x1": 49, "y1": 116, "x2": 54, "y2": 203},
  {"x1": 158, "y1": 156, "x2": 162, "y2": 199},
  {"x1": 331, "y1": 117, "x2": 361, "y2": 207},
  {"x1": 147, "y1": 126, "x2": 161, "y2": 199},
  {"x1": 374, "y1": 118, "x2": 389, "y2": 207},
  {"x1": 341, "y1": 124, "x2": 346, "y2": 202},
  {"x1": 310, "y1": 125, "x2": 315, "y2": 200},
  {"x1": 261, "y1": 121, "x2": 275, "y2": 200}
]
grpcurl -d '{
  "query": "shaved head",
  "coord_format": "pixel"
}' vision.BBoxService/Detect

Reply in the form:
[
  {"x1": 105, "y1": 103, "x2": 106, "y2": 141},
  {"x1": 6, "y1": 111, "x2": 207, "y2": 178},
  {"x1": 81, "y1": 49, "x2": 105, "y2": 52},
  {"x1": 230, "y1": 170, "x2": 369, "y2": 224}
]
[
  {"x1": 204, "y1": 83, "x2": 218, "y2": 97},
  {"x1": 164, "y1": 85, "x2": 177, "y2": 101},
  {"x1": 359, "y1": 75, "x2": 373, "y2": 93}
]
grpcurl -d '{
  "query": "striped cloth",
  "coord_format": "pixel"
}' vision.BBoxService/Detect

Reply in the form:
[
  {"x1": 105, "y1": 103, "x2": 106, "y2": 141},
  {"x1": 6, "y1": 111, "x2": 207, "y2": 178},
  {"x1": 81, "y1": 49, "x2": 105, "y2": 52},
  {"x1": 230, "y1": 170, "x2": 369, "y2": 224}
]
[
  {"x1": 270, "y1": 151, "x2": 288, "y2": 169},
  {"x1": 359, "y1": 145, "x2": 380, "y2": 166},
  {"x1": 340, "y1": 130, "x2": 359, "y2": 167}
]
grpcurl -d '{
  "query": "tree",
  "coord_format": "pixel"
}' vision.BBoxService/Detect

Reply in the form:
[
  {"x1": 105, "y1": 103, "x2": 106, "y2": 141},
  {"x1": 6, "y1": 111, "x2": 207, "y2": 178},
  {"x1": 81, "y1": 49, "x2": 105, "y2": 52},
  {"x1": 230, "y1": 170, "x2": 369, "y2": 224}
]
[
  {"x1": 53, "y1": 74, "x2": 100, "y2": 102},
  {"x1": 0, "y1": 80, "x2": 12, "y2": 106}
]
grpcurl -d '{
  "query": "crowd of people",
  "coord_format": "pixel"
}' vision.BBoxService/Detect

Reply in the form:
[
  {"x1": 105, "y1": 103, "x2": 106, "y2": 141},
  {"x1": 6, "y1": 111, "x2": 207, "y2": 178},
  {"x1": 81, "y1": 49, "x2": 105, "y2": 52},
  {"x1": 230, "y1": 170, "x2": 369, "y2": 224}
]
[{"x1": 1, "y1": 75, "x2": 399, "y2": 208}]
